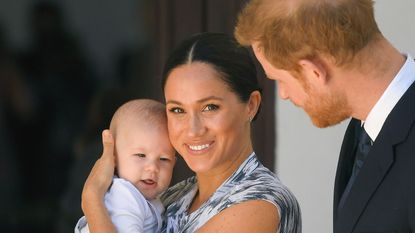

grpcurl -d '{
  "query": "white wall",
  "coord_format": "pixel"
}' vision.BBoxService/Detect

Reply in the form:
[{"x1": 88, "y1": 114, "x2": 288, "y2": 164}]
[{"x1": 275, "y1": 1, "x2": 415, "y2": 232}]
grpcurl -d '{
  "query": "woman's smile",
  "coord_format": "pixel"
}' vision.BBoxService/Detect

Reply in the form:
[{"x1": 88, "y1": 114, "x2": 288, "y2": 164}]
[{"x1": 186, "y1": 141, "x2": 214, "y2": 153}]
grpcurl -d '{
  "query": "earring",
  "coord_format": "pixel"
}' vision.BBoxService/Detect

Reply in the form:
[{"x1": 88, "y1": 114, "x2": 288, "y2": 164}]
[{"x1": 249, "y1": 116, "x2": 253, "y2": 123}]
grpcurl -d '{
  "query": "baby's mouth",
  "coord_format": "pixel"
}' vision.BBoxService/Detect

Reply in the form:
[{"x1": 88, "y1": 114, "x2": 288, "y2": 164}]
[{"x1": 142, "y1": 179, "x2": 156, "y2": 185}]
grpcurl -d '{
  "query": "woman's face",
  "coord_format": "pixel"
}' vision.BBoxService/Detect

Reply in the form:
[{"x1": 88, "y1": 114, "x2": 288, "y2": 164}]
[{"x1": 164, "y1": 62, "x2": 255, "y2": 175}]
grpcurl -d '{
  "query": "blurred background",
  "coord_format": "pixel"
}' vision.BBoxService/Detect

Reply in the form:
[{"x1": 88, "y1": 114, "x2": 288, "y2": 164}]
[{"x1": 0, "y1": 0, "x2": 276, "y2": 232}]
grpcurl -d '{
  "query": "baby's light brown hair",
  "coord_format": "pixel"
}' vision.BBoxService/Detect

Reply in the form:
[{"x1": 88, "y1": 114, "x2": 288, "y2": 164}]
[{"x1": 109, "y1": 99, "x2": 167, "y2": 139}]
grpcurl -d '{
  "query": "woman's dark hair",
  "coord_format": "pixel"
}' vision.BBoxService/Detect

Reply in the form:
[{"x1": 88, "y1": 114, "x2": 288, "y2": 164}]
[{"x1": 161, "y1": 32, "x2": 262, "y2": 120}]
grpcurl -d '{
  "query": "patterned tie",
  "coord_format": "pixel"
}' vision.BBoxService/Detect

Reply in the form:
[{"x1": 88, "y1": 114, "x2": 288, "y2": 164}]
[{"x1": 338, "y1": 125, "x2": 373, "y2": 211}]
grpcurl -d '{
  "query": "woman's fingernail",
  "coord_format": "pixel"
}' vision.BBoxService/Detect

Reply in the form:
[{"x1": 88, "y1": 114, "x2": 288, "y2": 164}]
[{"x1": 104, "y1": 130, "x2": 112, "y2": 139}]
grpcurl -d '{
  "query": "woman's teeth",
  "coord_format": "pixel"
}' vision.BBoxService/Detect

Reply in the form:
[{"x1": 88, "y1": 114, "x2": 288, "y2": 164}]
[{"x1": 189, "y1": 144, "x2": 210, "y2": 151}]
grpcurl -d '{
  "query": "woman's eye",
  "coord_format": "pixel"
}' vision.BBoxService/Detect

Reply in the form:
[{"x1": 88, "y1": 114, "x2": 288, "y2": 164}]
[
  {"x1": 134, "y1": 153, "x2": 146, "y2": 158},
  {"x1": 169, "y1": 107, "x2": 184, "y2": 114},
  {"x1": 203, "y1": 104, "x2": 219, "y2": 112}
]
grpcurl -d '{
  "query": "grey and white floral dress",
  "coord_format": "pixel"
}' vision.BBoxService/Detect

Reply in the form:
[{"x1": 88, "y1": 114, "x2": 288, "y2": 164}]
[{"x1": 160, "y1": 152, "x2": 301, "y2": 233}]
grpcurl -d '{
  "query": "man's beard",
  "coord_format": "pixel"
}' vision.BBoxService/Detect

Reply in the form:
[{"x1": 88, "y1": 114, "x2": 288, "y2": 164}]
[{"x1": 304, "y1": 87, "x2": 351, "y2": 128}]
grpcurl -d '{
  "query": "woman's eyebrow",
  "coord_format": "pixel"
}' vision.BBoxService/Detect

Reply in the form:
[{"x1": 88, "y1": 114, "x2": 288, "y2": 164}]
[
  {"x1": 166, "y1": 96, "x2": 223, "y2": 105},
  {"x1": 196, "y1": 96, "x2": 223, "y2": 103},
  {"x1": 165, "y1": 100, "x2": 181, "y2": 105}
]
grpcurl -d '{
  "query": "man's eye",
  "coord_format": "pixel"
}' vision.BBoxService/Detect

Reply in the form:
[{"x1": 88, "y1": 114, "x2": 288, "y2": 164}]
[
  {"x1": 134, "y1": 153, "x2": 145, "y2": 158},
  {"x1": 203, "y1": 104, "x2": 219, "y2": 111},
  {"x1": 169, "y1": 107, "x2": 184, "y2": 113}
]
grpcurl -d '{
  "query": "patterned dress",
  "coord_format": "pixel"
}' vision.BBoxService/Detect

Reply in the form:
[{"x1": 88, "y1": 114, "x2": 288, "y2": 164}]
[{"x1": 160, "y1": 152, "x2": 301, "y2": 233}]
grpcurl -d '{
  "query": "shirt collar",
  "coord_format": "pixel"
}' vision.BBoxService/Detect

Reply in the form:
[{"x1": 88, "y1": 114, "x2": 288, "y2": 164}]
[{"x1": 364, "y1": 53, "x2": 415, "y2": 141}]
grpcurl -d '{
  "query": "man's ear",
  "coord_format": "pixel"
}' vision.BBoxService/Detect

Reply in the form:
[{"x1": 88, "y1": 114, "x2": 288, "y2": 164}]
[{"x1": 298, "y1": 59, "x2": 329, "y2": 85}]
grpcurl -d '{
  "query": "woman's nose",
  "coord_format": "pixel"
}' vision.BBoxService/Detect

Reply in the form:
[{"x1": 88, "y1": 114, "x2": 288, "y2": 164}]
[{"x1": 187, "y1": 113, "x2": 206, "y2": 137}]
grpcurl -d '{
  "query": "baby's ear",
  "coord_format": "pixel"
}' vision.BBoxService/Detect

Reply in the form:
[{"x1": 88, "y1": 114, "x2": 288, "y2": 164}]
[{"x1": 113, "y1": 145, "x2": 119, "y2": 175}]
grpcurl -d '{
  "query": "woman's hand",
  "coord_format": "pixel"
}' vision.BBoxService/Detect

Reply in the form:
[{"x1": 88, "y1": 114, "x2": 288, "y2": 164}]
[
  {"x1": 82, "y1": 129, "x2": 115, "y2": 202},
  {"x1": 81, "y1": 129, "x2": 117, "y2": 233}
]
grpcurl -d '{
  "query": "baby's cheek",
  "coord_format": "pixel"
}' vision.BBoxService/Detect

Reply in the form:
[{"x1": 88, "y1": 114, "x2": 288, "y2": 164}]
[{"x1": 160, "y1": 169, "x2": 173, "y2": 186}]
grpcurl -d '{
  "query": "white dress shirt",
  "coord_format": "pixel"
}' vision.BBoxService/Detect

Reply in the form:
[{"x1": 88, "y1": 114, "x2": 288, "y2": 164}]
[{"x1": 364, "y1": 53, "x2": 415, "y2": 141}]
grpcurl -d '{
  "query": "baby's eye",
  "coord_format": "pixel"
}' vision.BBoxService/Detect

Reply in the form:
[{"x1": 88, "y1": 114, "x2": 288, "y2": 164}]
[
  {"x1": 134, "y1": 153, "x2": 146, "y2": 158},
  {"x1": 160, "y1": 157, "x2": 171, "y2": 162},
  {"x1": 169, "y1": 107, "x2": 184, "y2": 114},
  {"x1": 203, "y1": 104, "x2": 219, "y2": 112}
]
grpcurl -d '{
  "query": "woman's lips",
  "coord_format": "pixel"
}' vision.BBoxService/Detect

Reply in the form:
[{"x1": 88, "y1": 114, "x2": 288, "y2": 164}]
[
  {"x1": 188, "y1": 143, "x2": 210, "y2": 151},
  {"x1": 185, "y1": 142, "x2": 214, "y2": 154}
]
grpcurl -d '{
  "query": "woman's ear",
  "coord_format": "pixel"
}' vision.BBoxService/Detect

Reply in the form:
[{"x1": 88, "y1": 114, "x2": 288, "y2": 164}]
[
  {"x1": 298, "y1": 58, "x2": 329, "y2": 85},
  {"x1": 247, "y1": 90, "x2": 262, "y2": 121}
]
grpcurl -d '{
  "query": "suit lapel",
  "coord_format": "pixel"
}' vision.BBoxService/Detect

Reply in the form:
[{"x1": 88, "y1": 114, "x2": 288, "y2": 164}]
[
  {"x1": 334, "y1": 136, "x2": 394, "y2": 233},
  {"x1": 334, "y1": 81, "x2": 415, "y2": 233},
  {"x1": 333, "y1": 119, "x2": 360, "y2": 218}
]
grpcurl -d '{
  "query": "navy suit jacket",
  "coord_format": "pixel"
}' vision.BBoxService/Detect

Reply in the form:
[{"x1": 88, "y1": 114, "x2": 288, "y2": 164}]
[{"x1": 333, "y1": 81, "x2": 415, "y2": 233}]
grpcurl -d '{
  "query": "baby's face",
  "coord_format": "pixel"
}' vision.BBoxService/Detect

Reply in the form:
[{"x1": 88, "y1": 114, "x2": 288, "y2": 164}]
[{"x1": 115, "y1": 122, "x2": 176, "y2": 200}]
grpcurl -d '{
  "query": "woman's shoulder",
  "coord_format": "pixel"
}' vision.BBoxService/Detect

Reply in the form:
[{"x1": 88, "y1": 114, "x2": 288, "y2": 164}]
[
  {"x1": 226, "y1": 155, "x2": 292, "y2": 198},
  {"x1": 224, "y1": 157, "x2": 302, "y2": 233},
  {"x1": 222, "y1": 155, "x2": 300, "y2": 214},
  {"x1": 227, "y1": 162, "x2": 296, "y2": 204}
]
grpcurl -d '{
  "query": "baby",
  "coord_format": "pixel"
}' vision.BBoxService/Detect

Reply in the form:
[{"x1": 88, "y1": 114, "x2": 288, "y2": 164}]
[{"x1": 75, "y1": 99, "x2": 176, "y2": 233}]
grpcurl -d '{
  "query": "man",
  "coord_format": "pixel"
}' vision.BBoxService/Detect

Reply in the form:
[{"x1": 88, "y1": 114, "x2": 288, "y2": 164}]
[{"x1": 235, "y1": 0, "x2": 415, "y2": 232}]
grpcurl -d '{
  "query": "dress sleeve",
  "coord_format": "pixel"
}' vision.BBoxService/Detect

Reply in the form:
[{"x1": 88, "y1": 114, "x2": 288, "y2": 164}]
[
  {"x1": 225, "y1": 173, "x2": 302, "y2": 233},
  {"x1": 74, "y1": 216, "x2": 89, "y2": 233}
]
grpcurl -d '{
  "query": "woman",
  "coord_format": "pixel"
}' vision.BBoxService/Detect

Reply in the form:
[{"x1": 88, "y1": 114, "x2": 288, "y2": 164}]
[{"x1": 82, "y1": 32, "x2": 301, "y2": 233}]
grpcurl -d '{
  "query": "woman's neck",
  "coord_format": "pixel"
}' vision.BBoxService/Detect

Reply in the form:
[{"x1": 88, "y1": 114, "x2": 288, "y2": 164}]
[{"x1": 188, "y1": 145, "x2": 253, "y2": 213}]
